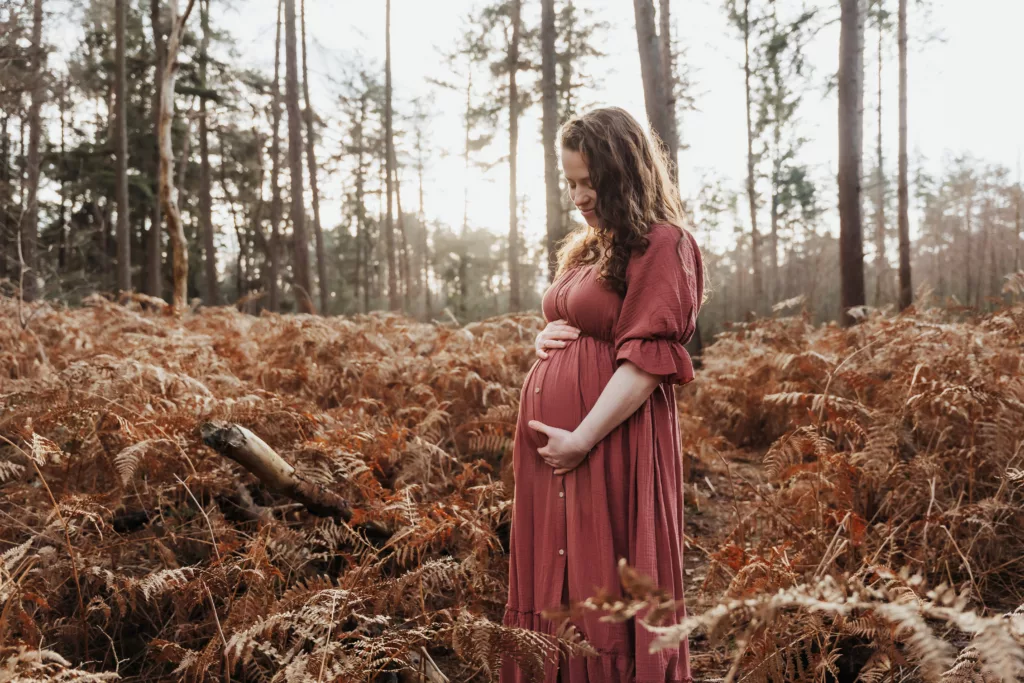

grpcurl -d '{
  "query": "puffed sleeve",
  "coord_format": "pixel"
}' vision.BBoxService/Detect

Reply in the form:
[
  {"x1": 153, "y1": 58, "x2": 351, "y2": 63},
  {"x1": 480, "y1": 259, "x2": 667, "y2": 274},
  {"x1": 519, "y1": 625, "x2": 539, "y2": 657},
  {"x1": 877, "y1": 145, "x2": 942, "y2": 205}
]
[{"x1": 613, "y1": 224, "x2": 703, "y2": 385}]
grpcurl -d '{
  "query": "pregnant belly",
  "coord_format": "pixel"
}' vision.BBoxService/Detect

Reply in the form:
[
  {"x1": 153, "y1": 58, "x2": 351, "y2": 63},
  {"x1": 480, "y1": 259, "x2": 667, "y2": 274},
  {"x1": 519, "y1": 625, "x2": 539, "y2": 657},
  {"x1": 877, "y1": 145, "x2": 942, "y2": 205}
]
[{"x1": 519, "y1": 337, "x2": 615, "y2": 449}]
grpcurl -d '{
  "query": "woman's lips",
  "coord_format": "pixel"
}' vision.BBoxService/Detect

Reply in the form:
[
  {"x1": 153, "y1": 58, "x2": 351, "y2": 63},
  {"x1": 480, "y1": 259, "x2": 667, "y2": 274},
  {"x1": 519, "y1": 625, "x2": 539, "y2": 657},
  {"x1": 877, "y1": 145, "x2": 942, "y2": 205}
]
[{"x1": 579, "y1": 207, "x2": 595, "y2": 217}]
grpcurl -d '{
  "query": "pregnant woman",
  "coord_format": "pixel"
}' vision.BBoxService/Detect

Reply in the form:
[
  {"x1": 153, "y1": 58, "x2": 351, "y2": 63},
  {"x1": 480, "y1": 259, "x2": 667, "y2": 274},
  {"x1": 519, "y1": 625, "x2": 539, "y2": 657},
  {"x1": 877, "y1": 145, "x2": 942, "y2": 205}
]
[{"x1": 501, "y1": 106, "x2": 705, "y2": 683}]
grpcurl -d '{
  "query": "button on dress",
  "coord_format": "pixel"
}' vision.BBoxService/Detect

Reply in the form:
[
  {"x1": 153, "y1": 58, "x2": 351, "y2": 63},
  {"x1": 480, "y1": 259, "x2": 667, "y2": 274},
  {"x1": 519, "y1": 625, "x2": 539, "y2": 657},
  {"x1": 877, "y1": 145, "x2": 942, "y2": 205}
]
[{"x1": 501, "y1": 223, "x2": 704, "y2": 683}]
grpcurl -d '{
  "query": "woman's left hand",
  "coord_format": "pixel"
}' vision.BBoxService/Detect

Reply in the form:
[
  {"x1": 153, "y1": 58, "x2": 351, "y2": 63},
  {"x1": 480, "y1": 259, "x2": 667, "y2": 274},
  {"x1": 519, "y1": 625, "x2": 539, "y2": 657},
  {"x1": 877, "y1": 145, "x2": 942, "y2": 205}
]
[{"x1": 528, "y1": 421, "x2": 591, "y2": 475}]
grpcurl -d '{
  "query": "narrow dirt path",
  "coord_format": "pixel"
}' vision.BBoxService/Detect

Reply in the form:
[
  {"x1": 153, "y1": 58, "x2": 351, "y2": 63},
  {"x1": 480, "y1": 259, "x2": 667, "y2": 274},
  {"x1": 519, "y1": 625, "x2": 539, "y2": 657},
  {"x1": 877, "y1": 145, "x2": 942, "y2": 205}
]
[{"x1": 684, "y1": 447, "x2": 767, "y2": 681}]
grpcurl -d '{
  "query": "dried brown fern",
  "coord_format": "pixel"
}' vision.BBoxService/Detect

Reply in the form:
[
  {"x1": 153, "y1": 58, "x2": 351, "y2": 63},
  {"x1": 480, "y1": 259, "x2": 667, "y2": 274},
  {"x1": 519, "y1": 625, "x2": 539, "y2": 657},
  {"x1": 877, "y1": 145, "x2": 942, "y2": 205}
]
[{"x1": 3, "y1": 289, "x2": 1023, "y2": 682}]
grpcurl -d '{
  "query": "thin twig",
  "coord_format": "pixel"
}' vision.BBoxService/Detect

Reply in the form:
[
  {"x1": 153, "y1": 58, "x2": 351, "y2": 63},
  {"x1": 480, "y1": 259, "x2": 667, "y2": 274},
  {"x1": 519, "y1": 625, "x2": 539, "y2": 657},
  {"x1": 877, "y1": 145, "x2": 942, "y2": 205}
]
[
  {"x1": 940, "y1": 525, "x2": 983, "y2": 610},
  {"x1": 175, "y1": 474, "x2": 222, "y2": 561},
  {"x1": 317, "y1": 593, "x2": 337, "y2": 683},
  {"x1": 205, "y1": 582, "x2": 231, "y2": 683},
  {"x1": 921, "y1": 476, "x2": 936, "y2": 554},
  {"x1": 813, "y1": 511, "x2": 851, "y2": 579},
  {"x1": 817, "y1": 338, "x2": 880, "y2": 423}
]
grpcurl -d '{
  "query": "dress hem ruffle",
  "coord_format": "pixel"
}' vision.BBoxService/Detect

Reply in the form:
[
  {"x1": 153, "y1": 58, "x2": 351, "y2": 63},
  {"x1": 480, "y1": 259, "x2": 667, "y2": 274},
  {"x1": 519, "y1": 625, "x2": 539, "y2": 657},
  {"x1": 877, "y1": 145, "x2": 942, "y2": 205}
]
[
  {"x1": 503, "y1": 606, "x2": 694, "y2": 682},
  {"x1": 502, "y1": 606, "x2": 627, "y2": 657},
  {"x1": 502, "y1": 604, "x2": 631, "y2": 658}
]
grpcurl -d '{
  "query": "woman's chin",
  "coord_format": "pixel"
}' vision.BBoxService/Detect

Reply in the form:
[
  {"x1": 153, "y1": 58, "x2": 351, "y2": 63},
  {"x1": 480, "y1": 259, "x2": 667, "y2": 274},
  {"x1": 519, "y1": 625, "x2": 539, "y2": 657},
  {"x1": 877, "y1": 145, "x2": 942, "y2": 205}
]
[{"x1": 582, "y1": 213, "x2": 599, "y2": 228}]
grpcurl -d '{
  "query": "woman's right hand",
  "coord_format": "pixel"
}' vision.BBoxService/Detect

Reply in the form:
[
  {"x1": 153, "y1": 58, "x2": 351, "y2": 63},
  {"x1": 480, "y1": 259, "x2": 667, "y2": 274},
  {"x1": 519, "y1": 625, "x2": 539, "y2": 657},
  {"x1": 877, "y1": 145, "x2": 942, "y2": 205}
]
[{"x1": 535, "y1": 319, "x2": 581, "y2": 359}]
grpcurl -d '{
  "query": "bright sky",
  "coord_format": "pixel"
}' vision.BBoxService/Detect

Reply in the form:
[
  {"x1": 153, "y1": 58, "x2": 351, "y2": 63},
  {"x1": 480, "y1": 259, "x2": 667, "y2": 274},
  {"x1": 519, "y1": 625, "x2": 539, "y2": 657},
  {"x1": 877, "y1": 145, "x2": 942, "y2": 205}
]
[{"x1": 221, "y1": 0, "x2": 1023, "y2": 256}]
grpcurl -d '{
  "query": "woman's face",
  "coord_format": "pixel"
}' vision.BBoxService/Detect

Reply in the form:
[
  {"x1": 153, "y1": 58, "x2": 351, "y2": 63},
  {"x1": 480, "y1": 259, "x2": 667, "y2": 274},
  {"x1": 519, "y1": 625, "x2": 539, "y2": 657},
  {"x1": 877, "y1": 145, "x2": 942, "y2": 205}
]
[{"x1": 561, "y1": 147, "x2": 598, "y2": 228}]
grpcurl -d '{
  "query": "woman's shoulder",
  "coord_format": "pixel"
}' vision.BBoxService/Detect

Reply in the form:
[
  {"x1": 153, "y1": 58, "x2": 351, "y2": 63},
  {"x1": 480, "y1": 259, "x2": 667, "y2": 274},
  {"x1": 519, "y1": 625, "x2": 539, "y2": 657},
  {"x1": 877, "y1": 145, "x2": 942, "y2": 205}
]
[
  {"x1": 647, "y1": 222, "x2": 683, "y2": 242},
  {"x1": 643, "y1": 222, "x2": 697, "y2": 256}
]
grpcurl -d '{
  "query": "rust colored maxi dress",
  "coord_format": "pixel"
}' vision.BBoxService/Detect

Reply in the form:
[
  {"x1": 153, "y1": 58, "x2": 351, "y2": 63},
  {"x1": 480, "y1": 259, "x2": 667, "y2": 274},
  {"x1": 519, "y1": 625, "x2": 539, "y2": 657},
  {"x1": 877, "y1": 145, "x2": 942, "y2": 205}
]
[{"x1": 501, "y1": 223, "x2": 703, "y2": 683}]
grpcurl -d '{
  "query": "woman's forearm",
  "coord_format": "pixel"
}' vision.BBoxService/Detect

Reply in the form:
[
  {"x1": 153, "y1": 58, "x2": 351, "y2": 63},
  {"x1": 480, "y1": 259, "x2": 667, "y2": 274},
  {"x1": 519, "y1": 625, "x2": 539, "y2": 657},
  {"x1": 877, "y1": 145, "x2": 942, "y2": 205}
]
[{"x1": 572, "y1": 361, "x2": 662, "y2": 451}]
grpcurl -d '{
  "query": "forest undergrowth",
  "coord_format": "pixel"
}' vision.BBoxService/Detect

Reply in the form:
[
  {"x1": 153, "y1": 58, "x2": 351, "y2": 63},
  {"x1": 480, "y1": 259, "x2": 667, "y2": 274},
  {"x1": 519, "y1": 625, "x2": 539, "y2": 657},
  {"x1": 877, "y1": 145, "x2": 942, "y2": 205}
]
[{"x1": 1, "y1": 283, "x2": 1024, "y2": 682}]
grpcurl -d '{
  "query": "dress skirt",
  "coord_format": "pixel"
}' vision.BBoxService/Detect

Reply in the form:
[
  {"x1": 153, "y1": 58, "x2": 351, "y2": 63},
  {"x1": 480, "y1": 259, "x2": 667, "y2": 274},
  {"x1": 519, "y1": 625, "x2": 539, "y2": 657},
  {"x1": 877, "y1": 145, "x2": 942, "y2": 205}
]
[{"x1": 501, "y1": 224, "x2": 704, "y2": 683}]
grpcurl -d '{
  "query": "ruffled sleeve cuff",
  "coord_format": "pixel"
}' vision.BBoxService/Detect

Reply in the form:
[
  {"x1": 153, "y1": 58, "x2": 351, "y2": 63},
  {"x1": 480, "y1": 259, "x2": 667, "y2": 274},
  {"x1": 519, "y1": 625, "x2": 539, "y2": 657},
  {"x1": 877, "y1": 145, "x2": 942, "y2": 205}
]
[{"x1": 615, "y1": 338, "x2": 695, "y2": 385}]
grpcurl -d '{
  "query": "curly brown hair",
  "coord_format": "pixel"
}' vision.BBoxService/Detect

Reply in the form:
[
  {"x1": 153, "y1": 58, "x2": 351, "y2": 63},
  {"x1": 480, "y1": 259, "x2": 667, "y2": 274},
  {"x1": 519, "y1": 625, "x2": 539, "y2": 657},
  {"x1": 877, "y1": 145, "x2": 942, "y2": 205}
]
[{"x1": 554, "y1": 107, "x2": 694, "y2": 297}]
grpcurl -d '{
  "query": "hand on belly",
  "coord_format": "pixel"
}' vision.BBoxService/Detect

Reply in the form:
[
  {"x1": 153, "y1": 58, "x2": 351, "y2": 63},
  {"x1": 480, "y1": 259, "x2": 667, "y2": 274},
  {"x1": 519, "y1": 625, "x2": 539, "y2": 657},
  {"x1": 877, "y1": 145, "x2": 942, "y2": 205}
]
[
  {"x1": 522, "y1": 345, "x2": 586, "y2": 472},
  {"x1": 527, "y1": 420, "x2": 590, "y2": 474}
]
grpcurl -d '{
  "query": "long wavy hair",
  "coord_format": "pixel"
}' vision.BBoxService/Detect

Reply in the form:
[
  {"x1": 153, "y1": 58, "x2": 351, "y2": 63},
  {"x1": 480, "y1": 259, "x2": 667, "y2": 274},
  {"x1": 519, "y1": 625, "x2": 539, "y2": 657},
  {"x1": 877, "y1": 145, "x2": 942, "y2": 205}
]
[{"x1": 554, "y1": 107, "x2": 695, "y2": 298}]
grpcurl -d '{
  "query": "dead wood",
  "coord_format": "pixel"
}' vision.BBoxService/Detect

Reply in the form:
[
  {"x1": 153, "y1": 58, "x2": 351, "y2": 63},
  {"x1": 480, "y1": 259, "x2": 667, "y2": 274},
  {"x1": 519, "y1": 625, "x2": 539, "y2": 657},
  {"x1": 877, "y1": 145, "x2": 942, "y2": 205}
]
[{"x1": 200, "y1": 421, "x2": 353, "y2": 521}]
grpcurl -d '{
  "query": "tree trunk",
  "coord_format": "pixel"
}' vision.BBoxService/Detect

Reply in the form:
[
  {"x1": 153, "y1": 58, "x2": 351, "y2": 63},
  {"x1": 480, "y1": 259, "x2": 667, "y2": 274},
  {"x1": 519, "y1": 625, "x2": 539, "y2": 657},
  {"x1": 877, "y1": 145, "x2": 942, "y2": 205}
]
[
  {"x1": 218, "y1": 131, "x2": 246, "y2": 301},
  {"x1": 988, "y1": 211, "x2": 999, "y2": 300},
  {"x1": 556, "y1": 11, "x2": 575, "y2": 255},
  {"x1": 199, "y1": 0, "x2": 218, "y2": 305},
  {"x1": 964, "y1": 196, "x2": 973, "y2": 305},
  {"x1": 655, "y1": 0, "x2": 699, "y2": 353},
  {"x1": 377, "y1": 162, "x2": 387, "y2": 303},
  {"x1": 267, "y1": 0, "x2": 283, "y2": 312},
  {"x1": 1, "y1": 117, "x2": 9, "y2": 281},
  {"x1": 249, "y1": 135, "x2": 268, "y2": 304},
  {"x1": 541, "y1": 0, "x2": 562, "y2": 282},
  {"x1": 738, "y1": 239, "x2": 747, "y2": 316},
  {"x1": 1011, "y1": 157, "x2": 1019, "y2": 274},
  {"x1": 658, "y1": 0, "x2": 679, "y2": 183},
  {"x1": 300, "y1": 0, "x2": 329, "y2": 315},
  {"x1": 873, "y1": 6, "x2": 887, "y2": 307},
  {"x1": 559, "y1": 0, "x2": 576, "y2": 121},
  {"x1": 742, "y1": 0, "x2": 763, "y2": 313},
  {"x1": 838, "y1": 0, "x2": 866, "y2": 326},
  {"x1": 176, "y1": 104, "x2": 191, "y2": 205},
  {"x1": 977, "y1": 198, "x2": 989, "y2": 308},
  {"x1": 392, "y1": 146, "x2": 411, "y2": 310},
  {"x1": 459, "y1": 69, "x2": 472, "y2": 320},
  {"x1": 19, "y1": 118, "x2": 26, "y2": 209},
  {"x1": 383, "y1": 0, "x2": 400, "y2": 311},
  {"x1": 354, "y1": 93, "x2": 368, "y2": 313},
  {"x1": 770, "y1": 123, "x2": 780, "y2": 305},
  {"x1": 252, "y1": 125, "x2": 275, "y2": 299},
  {"x1": 896, "y1": 0, "x2": 911, "y2": 310},
  {"x1": 22, "y1": 0, "x2": 44, "y2": 302},
  {"x1": 115, "y1": 0, "x2": 131, "y2": 292},
  {"x1": 158, "y1": 0, "x2": 197, "y2": 311},
  {"x1": 507, "y1": 0, "x2": 522, "y2": 313},
  {"x1": 102, "y1": 197, "x2": 114, "y2": 286},
  {"x1": 147, "y1": 0, "x2": 165, "y2": 297},
  {"x1": 462, "y1": 70, "x2": 472, "y2": 239},
  {"x1": 58, "y1": 80, "x2": 67, "y2": 272},
  {"x1": 284, "y1": 0, "x2": 313, "y2": 313},
  {"x1": 632, "y1": 0, "x2": 666, "y2": 147},
  {"x1": 416, "y1": 127, "x2": 431, "y2": 316}
]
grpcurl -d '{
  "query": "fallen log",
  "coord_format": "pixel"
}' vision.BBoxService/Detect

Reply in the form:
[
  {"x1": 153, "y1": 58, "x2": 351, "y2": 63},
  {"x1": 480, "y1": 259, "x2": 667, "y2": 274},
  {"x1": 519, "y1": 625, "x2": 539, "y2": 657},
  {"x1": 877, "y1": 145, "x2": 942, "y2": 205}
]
[{"x1": 200, "y1": 421, "x2": 353, "y2": 521}]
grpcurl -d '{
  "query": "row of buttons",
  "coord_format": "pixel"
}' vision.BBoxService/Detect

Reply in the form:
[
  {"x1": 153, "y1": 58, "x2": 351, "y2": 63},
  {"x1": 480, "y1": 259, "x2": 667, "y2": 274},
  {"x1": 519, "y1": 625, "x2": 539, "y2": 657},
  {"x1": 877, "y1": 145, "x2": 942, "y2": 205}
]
[{"x1": 559, "y1": 484, "x2": 565, "y2": 554}]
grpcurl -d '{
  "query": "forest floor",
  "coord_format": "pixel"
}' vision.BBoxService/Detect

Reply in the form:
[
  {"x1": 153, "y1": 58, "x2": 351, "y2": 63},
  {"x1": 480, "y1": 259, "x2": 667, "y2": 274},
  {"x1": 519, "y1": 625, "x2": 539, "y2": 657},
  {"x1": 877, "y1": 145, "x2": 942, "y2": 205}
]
[
  {"x1": 684, "y1": 446, "x2": 766, "y2": 680},
  {"x1": 2, "y1": 290, "x2": 1024, "y2": 682}
]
